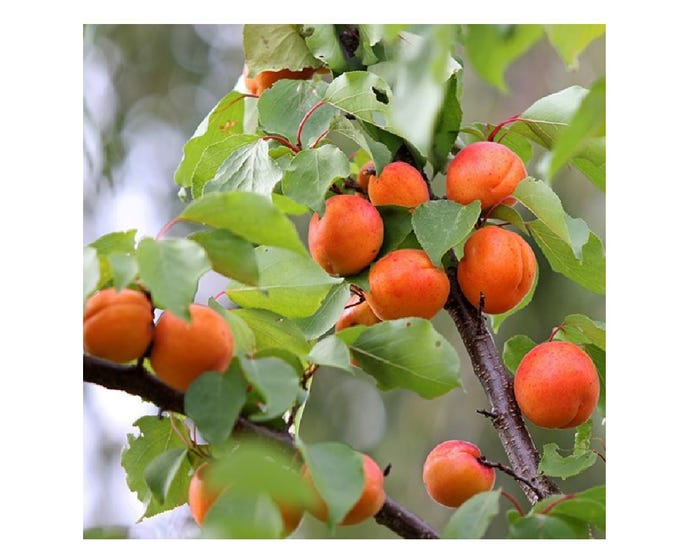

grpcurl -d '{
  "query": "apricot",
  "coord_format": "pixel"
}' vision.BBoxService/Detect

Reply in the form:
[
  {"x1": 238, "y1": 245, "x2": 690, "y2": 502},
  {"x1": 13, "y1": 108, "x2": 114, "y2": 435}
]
[
  {"x1": 368, "y1": 161, "x2": 430, "y2": 208},
  {"x1": 83, "y1": 287, "x2": 154, "y2": 363},
  {"x1": 244, "y1": 64, "x2": 317, "y2": 96},
  {"x1": 446, "y1": 141, "x2": 527, "y2": 209},
  {"x1": 334, "y1": 294, "x2": 381, "y2": 332},
  {"x1": 422, "y1": 440, "x2": 495, "y2": 508},
  {"x1": 366, "y1": 249, "x2": 449, "y2": 320},
  {"x1": 514, "y1": 341, "x2": 600, "y2": 429},
  {"x1": 308, "y1": 194, "x2": 384, "y2": 276},
  {"x1": 304, "y1": 453, "x2": 385, "y2": 526},
  {"x1": 457, "y1": 226, "x2": 536, "y2": 314},
  {"x1": 149, "y1": 304, "x2": 234, "y2": 392},
  {"x1": 356, "y1": 160, "x2": 376, "y2": 193}
]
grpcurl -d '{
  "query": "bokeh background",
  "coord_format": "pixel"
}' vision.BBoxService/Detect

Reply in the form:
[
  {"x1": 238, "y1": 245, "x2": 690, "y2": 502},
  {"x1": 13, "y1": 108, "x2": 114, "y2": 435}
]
[{"x1": 83, "y1": 24, "x2": 605, "y2": 539}]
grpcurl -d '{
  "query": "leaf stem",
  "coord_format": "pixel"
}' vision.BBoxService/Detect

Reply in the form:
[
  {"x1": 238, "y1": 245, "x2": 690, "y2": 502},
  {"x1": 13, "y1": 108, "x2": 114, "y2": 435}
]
[
  {"x1": 487, "y1": 114, "x2": 521, "y2": 142},
  {"x1": 296, "y1": 100, "x2": 326, "y2": 149},
  {"x1": 262, "y1": 135, "x2": 299, "y2": 153},
  {"x1": 156, "y1": 216, "x2": 180, "y2": 240},
  {"x1": 501, "y1": 490, "x2": 525, "y2": 516}
]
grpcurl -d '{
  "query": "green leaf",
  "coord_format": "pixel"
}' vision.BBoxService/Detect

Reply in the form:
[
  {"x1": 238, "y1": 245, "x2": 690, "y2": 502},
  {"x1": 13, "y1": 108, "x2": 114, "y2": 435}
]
[
  {"x1": 226, "y1": 246, "x2": 342, "y2": 318},
  {"x1": 514, "y1": 178, "x2": 571, "y2": 246},
  {"x1": 202, "y1": 489, "x2": 283, "y2": 539},
  {"x1": 179, "y1": 191, "x2": 307, "y2": 255},
  {"x1": 488, "y1": 204, "x2": 528, "y2": 235},
  {"x1": 88, "y1": 230, "x2": 138, "y2": 289},
  {"x1": 174, "y1": 90, "x2": 248, "y2": 189},
  {"x1": 120, "y1": 415, "x2": 191, "y2": 519},
  {"x1": 442, "y1": 490, "x2": 501, "y2": 539},
  {"x1": 84, "y1": 246, "x2": 100, "y2": 304},
  {"x1": 189, "y1": 229, "x2": 258, "y2": 285},
  {"x1": 584, "y1": 344, "x2": 606, "y2": 416},
  {"x1": 324, "y1": 71, "x2": 392, "y2": 128},
  {"x1": 243, "y1": 24, "x2": 320, "y2": 74},
  {"x1": 107, "y1": 253, "x2": 138, "y2": 291},
  {"x1": 463, "y1": 25, "x2": 544, "y2": 92},
  {"x1": 432, "y1": 72, "x2": 463, "y2": 173},
  {"x1": 208, "y1": 299, "x2": 256, "y2": 357},
  {"x1": 303, "y1": 24, "x2": 347, "y2": 72},
  {"x1": 508, "y1": 513, "x2": 588, "y2": 538},
  {"x1": 539, "y1": 442, "x2": 598, "y2": 480},
  {"x1": 547, "y1": 485, "x2": 605, "y2": 531},
  {"x1": 232, "y1": 308, "x2": 311, "y2": 357},
  {"x1": 294, "y1": 282, "x2": 351, "y2": 340},
  {"x1": 307, "y1": 335, "x2": 354, "y2": 373},
  {"x1": 282, "y1": 145, "x2": 350, "y2": 213},
  {"x1": 83, "y1": 526, "x2": 130, "y2": 539},
  {"x1": 511, "y1": 86, "x2": 605, "y2": 190},
  {"x1": 376, "y1": 206, "x2": 414, "y2": 257},
  {"x1": 272, "y1": 192, "x2": 310, "y2": 216},
  {"x1": 203, "y1": 139, "x2": 283, "y2": 198},
  {"x1": 529, "y1": 219, "x2": 605, "y2": 294},
  {"x1": 184, "y1": 369, "x2": 248, "y2": 444},
  {"x1": 502, "y1": 335, "x2": 537, "y2": 374},
  {"x1": 136, "y1": 238, "x2": 211, "y2": 319},
  {"x1": 490, "y1": 264, "x2": 539, "y2": 333},
  {"x1": 329, "y1": 115, "x2": 398, "y2": 173},
  {"x1": 412, "y1": 200, "x2": 480, "y2": 266},
  {"x1": 257, "y1": 79, "x2": 336, "y2": 149},
  {"x1": 549, "y1": 78, "x2": 605, "y2": 180},
  {"x1": 297, "y1": 440, "x2": 365, "y2": 527},
  {"x1": 348, "y1": 319, "x2": 462, "y2": 399},
  {"x1": 143, "y1": 448, "x2": 189, "y2": 505},
  {"x1": 546, "y1": 24, "x2": 605, "y2": 69},
  {"x1": 240, "y1": 356, "x2": 300, "y2": 422},
  {"x1": 190, "y1": 135, "x2": 259, "y2": 198},
  {"x1": 561, "y1": 313, "x2": 606, "y2": 351}
]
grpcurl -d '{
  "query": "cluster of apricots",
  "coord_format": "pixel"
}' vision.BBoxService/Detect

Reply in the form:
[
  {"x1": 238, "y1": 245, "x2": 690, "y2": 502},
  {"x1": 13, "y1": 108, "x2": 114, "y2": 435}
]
[
  {"x1": 83, "y1": 287, "x2": 235, "y2": 392},
  {"x1": 187, "y1": 452, "x2": 386, "y2": 535}
]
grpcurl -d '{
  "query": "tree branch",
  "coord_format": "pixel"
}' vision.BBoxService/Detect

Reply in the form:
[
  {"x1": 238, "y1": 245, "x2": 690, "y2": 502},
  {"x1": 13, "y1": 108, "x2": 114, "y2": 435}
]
[
  {"x1": 83, "y1": 354, "x2": 439, "y2": 539},
  {"x1": 442, "y1": 265, "x2": 561, "y2": 503}
]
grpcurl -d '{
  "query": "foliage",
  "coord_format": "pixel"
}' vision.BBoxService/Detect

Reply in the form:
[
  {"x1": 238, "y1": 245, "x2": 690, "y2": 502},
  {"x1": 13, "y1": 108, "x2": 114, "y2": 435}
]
[{"x1": 84, "y1": 24, "x2": 605, "y2": 539}]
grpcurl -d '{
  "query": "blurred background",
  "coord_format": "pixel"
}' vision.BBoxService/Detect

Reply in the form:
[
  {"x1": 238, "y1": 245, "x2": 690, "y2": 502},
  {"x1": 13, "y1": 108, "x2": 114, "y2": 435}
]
[{"x1": 83, "y1": 24, "x2": 605, "y2": 539}]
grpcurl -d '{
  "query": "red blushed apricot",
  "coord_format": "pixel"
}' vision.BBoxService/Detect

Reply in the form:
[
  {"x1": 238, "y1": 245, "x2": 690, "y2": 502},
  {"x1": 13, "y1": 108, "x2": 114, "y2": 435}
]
[
  {"x1": 83, "y1": 287, "x2": 154, "y2": 363},
  {"x1": 356, "y1": 161, "x2": 376, "y2": 193},
  {"x1": 244, "y1": 65, "x2": 318, "y2": 95},
  {"x1": 149, "y1": 304, "x2": 234, "y2": 392},
  {"x1": 188, "y1": 464, "x2": 220, "y2": 527},
  {"x1": 335, "y1": 294, "x2": 381, "y2": 332},
  {"x1": 276, "y1": 500, "x2": 304, "y2": 536},
  {"x1": 422, "y1": 440, "x2": 495, "y2": 508},
  {"x1": 368, "y1": 161, "x2": 430, "y2": 208},
  {"x1": 366, "y1": 249, "x2": 449, "y2": 320},
  {"x1": 514, "y1": 341, "x2": 600, "y2": 429},
  {"x1": 457, "y1": 226, "x2": 536, "y2": 314},
  {"x1": 308, "y1": 194, "x2": 384, "y2": 276},
  {"x1": 446, "y1": 141, "x2": 527, "y2": 210},
  {"x1": 304, "y1": 454, "x2": 386, "y2": 526}
]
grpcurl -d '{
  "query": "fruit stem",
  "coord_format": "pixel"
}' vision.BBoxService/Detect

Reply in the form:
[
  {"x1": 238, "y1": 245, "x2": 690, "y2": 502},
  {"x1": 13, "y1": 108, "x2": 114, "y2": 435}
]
[
  {"x1": 262, "y1": 135, "x2": 299, "y2": 153},
  {"x1": 296, "y1": 100, "x2": 326, "y2": 149},
  {"x1": 501, "y1": 490, "x2": 525, "y2": 517},
  {"x1": 156, "y1": 216, "x2": 181, "y2": 240},
  {"x1": 487, "y1": 114, "x2": 521, "y2": 143},
  {"x1": 548, "y1": 323, "x2": 566, "y2": 342}
]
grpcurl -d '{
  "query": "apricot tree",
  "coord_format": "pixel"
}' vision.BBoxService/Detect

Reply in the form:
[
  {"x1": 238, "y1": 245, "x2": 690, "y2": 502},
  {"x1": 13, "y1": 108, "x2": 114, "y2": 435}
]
[{"x1": 83, "y1": 23, "x2": 605, "y2": 539}]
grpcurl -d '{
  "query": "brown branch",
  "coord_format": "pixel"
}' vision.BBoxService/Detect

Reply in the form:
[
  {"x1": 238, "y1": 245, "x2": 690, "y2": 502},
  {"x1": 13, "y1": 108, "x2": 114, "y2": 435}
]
[
  {"x1": 83, "y1": 354, "x2": 438, "y2": 539},
  {"x1": 443, "y1": 265, "x2": 561, "y2": 503}
]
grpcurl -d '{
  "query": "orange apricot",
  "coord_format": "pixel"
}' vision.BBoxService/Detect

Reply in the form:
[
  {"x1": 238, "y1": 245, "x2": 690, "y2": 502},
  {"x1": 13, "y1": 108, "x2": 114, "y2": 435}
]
[
  {"x1": 366, "y1": 249, "x2": 449, "y2": 320},
  {"x1": 83, "y1": 287, "x2": 154, "y2": 363},
  {"x1": 422, "y1": 440, "x2": 495, "y2": 508},
  {"x1": 356, "y1": 160, "x2": 376, "y2": 193},
  {"x1": 244, "y1": 64, "x2": 317, "y2": 96},
  {"x1": 514, "y1": 341, "x2": 600, "y2": 429},
  {"x1": 304, "y1": 453, "x2": 386, "y2": 526},
  {"x1": 457, "y1": 226, "x2": 536, "y2": 314},
  {"x1": 188, "y1": 464, "x2": 220, "y2": 527},
  {"x1": 308, "y1": 194, "x2": 384, "y2": 276},
  {"x1": 149, "y1": 304, "x2": 234, "y2": 392},
  {"x1": 368, "y1": 161, "x2": 430, "y2": 208},
  {"x1": 334, "y1": 294, "x2": 381, "y2": 332},
  {"x1": 446, "y1": 141, "x2": 527, "y2": 210}
]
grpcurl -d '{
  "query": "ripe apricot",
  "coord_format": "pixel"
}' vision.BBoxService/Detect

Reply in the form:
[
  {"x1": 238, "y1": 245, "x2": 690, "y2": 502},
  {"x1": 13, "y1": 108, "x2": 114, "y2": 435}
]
[
  {"x1": 244, "y1": 64, "x2": 317, "y2": 96},
  {"x1": 308, "y1": 194, "x2": 384, "y2": 276},
  {"x1": 514, "y1": 341, "x2": 600, "y2": 429},
  {"x1": 188, "y1": 464, "x2": 219, "y2": 527},
  {"x1": 356, "y1": 160, "x2": 376, "y2": 193},
  {"x1": 334, "y1": 294, "x2": 381, "y2": 332},
  {"x1": 446, "y1": 141, "x2": 527, "y2": 209},
  {"x1": 457, "y1": 226, "x2": 536, "y2": 314},
  {"x1": 149, "y1": 304, "x2": 234, "y2": 392},
  {"x1": 368, "y1": 161, "x2": 430, "y2": 208},
  {"x1": 422, "y1": 440, "x2": 495, "y2": 508},
  {"x1": 304, "y1": 453, "x2": 386, "y2": 526},
  {"x1": 83, "y1": 287, "x2": 154, "y2": 363},
  {"x1": 366, "y1": 249, "x2": 449, "y2": 320}
]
